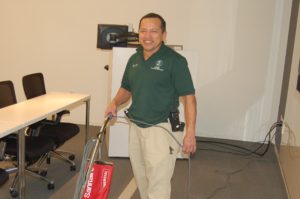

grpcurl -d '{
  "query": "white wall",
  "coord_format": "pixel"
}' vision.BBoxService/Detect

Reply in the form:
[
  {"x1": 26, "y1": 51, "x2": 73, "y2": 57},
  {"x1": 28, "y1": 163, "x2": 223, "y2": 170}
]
[
  {"x1": 184, "y1": 0, "x2": 292, "y2": 141},
  {"x1": 0, "y1": 0, "x2": 293, "y2": 141}
]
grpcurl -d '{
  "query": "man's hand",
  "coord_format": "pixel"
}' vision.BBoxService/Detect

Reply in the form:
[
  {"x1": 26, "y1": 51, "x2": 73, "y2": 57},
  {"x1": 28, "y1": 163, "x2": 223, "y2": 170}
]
[
  {"x1": 182, "y1": 133, "x2": 196, "y2": 154},
  {"x1": 105, "y1": 100, "x2": 118, "y2": 117}
]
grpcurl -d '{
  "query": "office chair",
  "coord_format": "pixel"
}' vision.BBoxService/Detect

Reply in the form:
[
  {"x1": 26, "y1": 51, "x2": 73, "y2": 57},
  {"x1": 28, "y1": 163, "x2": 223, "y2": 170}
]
[
  {"x1": 0, "y1": 142, "x2": 16, "y2": 188},
  {"x1": 22, "y1": 73, "x2": 79, "y2": 171},
  {"x1": 0, "y1": 80, "x2": 55, "y2": 198},
  {"x1": 0, "y1": 168, "x2": 9, "y2": 186}
]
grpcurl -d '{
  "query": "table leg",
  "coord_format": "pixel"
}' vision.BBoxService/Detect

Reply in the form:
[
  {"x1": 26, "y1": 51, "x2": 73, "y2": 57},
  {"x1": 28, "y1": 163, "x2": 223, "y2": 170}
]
[
  {"x1": 85, "y1": 99, "x2": 90, "y2": 143},
  {"x1": 18, "y1": 128, "x2": 26, "y2": 199}
]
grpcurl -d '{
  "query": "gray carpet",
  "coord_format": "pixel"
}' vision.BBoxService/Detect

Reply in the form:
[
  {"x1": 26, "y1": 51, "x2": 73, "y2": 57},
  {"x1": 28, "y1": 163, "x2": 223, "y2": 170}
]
[{"x1": 0, "y1": 125, "x2": 288, "y2": 199}]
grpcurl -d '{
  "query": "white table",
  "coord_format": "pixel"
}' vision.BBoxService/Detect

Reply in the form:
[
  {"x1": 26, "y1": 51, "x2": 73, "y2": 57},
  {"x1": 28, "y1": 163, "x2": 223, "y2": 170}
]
[
  {"x1": 0, "y1": 121, "x2": 21, "y2": 137},
  {"x1": 0, "y1": 92, "x2": 91, "y2": 198}
]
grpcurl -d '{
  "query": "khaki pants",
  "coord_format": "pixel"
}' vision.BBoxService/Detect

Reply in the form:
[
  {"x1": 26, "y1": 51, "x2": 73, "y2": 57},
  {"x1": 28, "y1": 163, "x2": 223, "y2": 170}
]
[{"x1": 129, "y1": 122, "x2": 182, "y2": 199}]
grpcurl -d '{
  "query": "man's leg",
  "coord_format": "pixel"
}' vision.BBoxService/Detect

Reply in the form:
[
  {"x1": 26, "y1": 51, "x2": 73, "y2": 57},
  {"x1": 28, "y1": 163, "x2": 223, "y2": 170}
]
[
  {"x1": 144, "y1": 123, "x2": 181, "y2": 199},
  {"x1": 129, "y1": 123, "x2": 148, "y2": 199},
  {"x1": 129, "y1": 122, "x2": 182, "y2": 199}
]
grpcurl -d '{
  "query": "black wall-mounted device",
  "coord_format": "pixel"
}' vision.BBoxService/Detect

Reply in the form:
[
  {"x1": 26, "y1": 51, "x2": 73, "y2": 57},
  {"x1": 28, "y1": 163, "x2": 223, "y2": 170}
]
[{"x1": 97, "y1": 24, "x2": 129, "y2": 49}]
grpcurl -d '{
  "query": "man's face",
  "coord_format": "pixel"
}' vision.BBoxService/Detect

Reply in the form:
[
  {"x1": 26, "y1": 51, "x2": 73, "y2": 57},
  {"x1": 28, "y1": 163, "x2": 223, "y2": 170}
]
[{"x1": 138, "y1": 18, "x2": 167, "y2": 57}]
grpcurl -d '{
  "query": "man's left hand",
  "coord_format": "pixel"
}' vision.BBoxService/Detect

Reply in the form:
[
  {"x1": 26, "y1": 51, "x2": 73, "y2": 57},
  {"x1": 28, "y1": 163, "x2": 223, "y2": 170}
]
[{"x1": 182, "y1": 134, "x2": 196, "y2": 154}]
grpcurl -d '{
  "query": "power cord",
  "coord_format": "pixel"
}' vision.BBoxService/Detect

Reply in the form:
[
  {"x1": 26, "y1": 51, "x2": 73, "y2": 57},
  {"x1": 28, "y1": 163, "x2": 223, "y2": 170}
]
[{"x1": 196, "y1": 121, "x2": 283, "y2": 156}]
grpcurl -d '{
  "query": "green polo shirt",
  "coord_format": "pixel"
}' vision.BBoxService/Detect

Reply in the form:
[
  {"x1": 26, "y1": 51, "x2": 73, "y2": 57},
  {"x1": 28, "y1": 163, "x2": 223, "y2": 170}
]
[{"x1": 121, "y1": 44, "x2": 195, "y2": 127}]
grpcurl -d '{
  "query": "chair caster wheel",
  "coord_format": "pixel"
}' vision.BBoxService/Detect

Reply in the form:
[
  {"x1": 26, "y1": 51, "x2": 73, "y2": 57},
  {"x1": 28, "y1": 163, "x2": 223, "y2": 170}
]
[
  {"x1": 9, "y1": 189, "x2": 18, "y2": 198},
  {"x1": 69, "y1": 154, "x2": 75, "y2": 160},
  {"x1": 48, "y1": 183, "x2": 55, "y2": 190},
  {"x1": 40, "y1": 170, "x2": 47, "y2": 177},
  {"x1": 70, "y1": 165, "x2": 76, "y2": 171}
]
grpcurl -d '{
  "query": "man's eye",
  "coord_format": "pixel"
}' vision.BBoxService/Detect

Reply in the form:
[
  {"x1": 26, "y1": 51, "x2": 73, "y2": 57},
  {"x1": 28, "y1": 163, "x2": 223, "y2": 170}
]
[{"x1": 139, "y1": 30, "x2": 159, "y2": 33}]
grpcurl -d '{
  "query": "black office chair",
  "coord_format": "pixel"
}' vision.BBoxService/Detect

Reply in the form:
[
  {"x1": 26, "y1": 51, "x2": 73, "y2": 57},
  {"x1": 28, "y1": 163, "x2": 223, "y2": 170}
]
[
  {"x1": 22, "y1": 73, "x2": 79, "y2": 171},
  {"x1": 0, "y1": 168, "x2": 9, "y2": 187},
  {"x1": 0, "y1": 80, "x2": 55, "y2": 198},
  {"x1": 0, "y1": 141, "x2": 16, "y2": 188}
]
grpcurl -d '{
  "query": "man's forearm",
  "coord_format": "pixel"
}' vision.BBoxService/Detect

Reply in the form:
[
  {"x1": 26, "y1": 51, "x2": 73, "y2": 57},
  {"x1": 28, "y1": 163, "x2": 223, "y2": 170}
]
[
  {"x1": 181, "y1": 94, "x2": 197, "y2": 154},
  {"x1": 105, "y1": 87, "x2": 131, "y2": 116},
  {"x1": 113, "y1": 87, "x2": 132, "y2": 107},
  {"x1": 183, "y1": 95, "x2": 197, "y2": 136}
]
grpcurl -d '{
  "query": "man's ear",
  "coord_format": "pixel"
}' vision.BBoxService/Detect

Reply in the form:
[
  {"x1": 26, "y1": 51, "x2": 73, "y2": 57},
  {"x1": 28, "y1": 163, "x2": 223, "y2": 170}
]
[{"x1": 163, "y1": 31, "x2": 167, "y2": 41}]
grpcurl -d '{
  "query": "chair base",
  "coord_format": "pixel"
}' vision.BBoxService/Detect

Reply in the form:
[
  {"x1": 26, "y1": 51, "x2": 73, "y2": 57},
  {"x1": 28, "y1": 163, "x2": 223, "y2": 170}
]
[
  {"x1": 8, "y1": 154, "x2": 55, "y2": 198},
  {"x1": 47, "y1": 150, "x2": 76, "y2": 171},
  {"x1": 9, "y1": 168, "x2": 55, "y2": 198}
]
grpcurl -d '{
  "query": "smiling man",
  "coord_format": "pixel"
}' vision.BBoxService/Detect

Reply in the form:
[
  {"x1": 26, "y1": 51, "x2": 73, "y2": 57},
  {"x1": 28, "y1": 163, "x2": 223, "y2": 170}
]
[{"x1": 105, "y1": 13, "x2": 197, "y2": 199}]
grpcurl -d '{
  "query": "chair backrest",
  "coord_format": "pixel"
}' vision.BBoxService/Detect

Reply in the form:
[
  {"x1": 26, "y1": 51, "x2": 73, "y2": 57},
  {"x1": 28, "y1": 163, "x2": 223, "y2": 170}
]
[
  {"x1": 0, "y1": 81, "x2": 17, "y2": 108},
  {"x1": 22, "y1": 73, "x2": 46, "y2": 99}
]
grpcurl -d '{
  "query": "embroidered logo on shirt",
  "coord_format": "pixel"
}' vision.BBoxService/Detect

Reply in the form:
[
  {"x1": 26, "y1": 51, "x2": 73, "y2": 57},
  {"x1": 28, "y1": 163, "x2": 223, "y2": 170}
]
[
  {"x1": 150, "y1": 60, "x2": 164, "y2": 71},
  {"x1": 132, "y1": 63, "x2": 138, "y2": 68}
]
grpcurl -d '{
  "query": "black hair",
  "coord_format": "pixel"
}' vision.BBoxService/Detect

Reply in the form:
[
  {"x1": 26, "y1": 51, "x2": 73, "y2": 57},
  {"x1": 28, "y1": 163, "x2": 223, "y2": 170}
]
[{"x1": 139, "y1": 13, "x2": 166, "y2": 32}]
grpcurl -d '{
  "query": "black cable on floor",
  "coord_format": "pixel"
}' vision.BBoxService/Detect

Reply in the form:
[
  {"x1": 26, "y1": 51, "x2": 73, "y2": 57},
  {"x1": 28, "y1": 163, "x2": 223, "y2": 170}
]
[{"x1": 196, "y1": 121, "x2": 282, "y2": 157}]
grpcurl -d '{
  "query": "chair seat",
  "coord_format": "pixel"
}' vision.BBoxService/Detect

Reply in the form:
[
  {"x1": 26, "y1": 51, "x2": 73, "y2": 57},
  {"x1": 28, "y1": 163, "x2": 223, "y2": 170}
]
[
  {"x1": 5, "y1": 136, "x2": 55, "y2": 160},
  {"x1": 39, "y1": 122, "x2": 80, "y2": 146}
]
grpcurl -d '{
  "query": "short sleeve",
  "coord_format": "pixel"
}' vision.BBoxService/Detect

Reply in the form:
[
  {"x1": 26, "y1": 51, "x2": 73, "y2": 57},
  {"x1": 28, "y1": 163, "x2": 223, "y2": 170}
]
[
  {"x1": 121, "y1": 58, "x2": 132, "y2": 92},
  {"x1": 171, "y1": 57, "x2": 195, "y2": 96}
]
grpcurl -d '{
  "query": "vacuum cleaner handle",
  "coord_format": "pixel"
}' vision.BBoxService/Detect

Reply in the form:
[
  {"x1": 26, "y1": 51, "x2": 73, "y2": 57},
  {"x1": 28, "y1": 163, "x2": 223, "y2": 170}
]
[{"x1": 98, "y1": 113, "x2": 113, "y2": 138}]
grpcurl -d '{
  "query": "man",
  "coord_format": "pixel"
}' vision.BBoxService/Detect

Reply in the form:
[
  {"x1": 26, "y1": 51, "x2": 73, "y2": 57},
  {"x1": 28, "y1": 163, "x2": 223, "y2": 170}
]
[{"x1": 105, "y1": 13, "x2": 197, "y2": 199}]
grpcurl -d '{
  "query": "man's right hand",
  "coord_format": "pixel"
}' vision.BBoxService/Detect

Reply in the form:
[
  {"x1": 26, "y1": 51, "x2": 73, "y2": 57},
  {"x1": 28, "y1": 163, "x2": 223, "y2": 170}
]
[{"x1": 105, "y1": 99, "x2": 118, "y2": 117}]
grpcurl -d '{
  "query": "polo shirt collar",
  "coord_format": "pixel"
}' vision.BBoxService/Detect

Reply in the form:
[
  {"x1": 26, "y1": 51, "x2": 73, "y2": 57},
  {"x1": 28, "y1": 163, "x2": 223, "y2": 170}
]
[{"x1": 136, "y1": 43, "x2": 168, "y2": 60}]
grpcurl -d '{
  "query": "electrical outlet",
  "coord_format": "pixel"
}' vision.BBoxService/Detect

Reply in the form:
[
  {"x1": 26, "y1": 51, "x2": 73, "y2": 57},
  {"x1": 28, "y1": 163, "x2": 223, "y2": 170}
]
[{"x1": 280, "y1": 121, "x2": 290, "y2": 146}]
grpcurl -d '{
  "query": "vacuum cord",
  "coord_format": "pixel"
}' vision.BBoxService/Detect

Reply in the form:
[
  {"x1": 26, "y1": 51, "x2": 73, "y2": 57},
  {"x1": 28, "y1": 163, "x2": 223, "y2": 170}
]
[{"x1": 196, "y1": 121, "x2": 282, "y2": 156}]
